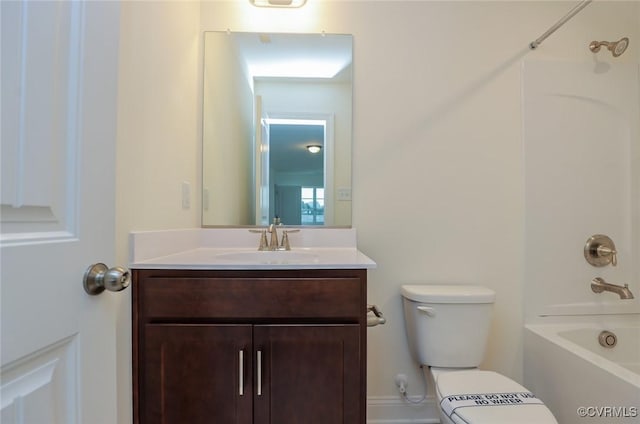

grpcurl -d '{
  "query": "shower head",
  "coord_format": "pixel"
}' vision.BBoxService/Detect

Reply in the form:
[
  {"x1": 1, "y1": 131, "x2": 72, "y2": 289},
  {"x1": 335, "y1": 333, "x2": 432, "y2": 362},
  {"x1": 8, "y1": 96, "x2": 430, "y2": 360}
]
[{"x1": 589, "y1": 37, "x2": 630, "y2": 57}]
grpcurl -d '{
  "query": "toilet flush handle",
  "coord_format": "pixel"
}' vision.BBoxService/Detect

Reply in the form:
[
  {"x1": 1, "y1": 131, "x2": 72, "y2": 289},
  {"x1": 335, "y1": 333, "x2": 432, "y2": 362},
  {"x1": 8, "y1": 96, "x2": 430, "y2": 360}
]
[{"x1": 417, "y1": 306, "x2": 436, "y2": 317}]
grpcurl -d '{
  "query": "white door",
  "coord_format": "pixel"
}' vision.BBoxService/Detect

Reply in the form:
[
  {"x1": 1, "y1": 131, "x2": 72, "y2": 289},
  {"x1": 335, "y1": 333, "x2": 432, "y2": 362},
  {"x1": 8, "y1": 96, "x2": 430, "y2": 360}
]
[
  {"x1": 1, "y1": 2, "x2": 122, "y2": 423},
  {"x1": 255, "y1": 95, "x2": 270, "y2": 226},
  {"x1": 275, "y1": 185, "x2": 302, "y2": 225}
]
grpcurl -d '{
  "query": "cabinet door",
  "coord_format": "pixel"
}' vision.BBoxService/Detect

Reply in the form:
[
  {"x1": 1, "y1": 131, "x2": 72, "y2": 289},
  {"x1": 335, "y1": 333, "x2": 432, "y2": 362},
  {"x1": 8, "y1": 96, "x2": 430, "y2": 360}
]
[
  {"x1": 143, "y1": 324, "x2": 253, "y2": 424},
  {"x1": 254, "y1": 325, "x2": 361, "y2": 424}
]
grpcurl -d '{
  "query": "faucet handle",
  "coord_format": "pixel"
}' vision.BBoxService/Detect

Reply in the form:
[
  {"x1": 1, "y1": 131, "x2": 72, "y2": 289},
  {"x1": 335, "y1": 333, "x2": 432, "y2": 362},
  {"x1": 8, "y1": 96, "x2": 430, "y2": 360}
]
[
  {"x1": 267, "y1": 224, "x2": 279, "y2": 250},
  {"x1": 281, "y1": 229, "x2": 299, "y2": 250},
  {"x1": 596, "y1": 245, "x2": 617, "y2": 266},
  {"x1": 249, "y1": 229, "x2": 269, "y2": 250}
]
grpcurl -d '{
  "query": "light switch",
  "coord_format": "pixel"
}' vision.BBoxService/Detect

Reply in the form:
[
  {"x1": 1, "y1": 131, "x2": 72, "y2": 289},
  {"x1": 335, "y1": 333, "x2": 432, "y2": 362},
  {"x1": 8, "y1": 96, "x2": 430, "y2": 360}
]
[{"x1": 337, "y1": 187, "x2": 351, "y2": 201}]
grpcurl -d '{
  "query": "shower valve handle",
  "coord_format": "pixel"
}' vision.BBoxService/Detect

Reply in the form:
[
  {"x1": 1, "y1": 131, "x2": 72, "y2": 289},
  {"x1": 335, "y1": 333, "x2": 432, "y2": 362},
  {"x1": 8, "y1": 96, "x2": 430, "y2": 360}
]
[
  {"x1": 584, "y1": 234, "x2": 618, "y2": 267},
  {"x1": 596, "y1": 246, "x2": 617, "y2": 266}
]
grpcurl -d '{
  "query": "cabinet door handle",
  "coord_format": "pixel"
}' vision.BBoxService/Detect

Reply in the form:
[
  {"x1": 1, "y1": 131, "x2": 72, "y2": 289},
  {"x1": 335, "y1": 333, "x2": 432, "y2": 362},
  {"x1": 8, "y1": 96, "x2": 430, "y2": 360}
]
[
  {"x1": 239, "y1": 349, "x2": 244, "y2": 396},
  {"x1": 256, "y1": 350, "x2": 263, "y2": 396}
]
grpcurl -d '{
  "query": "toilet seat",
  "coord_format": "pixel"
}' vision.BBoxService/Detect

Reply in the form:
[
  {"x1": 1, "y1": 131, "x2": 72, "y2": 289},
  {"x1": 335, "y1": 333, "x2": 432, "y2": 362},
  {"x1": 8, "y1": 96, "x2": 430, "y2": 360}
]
[{"x1": 433, "y1": 370, "x2": 558, "y2": 424}]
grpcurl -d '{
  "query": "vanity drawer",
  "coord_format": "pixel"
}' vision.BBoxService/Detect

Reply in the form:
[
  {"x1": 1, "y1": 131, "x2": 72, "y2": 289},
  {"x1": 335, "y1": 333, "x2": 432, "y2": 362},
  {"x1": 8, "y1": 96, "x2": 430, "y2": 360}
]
[{"x1": 139, "y1": 275, "x2": 364, "y2": 320}]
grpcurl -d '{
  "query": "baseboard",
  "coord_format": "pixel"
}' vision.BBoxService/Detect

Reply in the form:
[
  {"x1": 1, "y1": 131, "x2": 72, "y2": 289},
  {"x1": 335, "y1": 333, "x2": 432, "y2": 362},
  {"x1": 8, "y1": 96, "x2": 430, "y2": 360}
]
[{"x1": 367, "y1": 395, "x2": 440, "y2": 424}]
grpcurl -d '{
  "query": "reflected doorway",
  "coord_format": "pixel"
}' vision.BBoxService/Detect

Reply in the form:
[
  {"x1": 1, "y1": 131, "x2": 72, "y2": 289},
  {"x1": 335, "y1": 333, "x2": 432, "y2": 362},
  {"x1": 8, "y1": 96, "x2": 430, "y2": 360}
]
[{"x1": 266, "y1": 119, "x2": 326, "y2": 225}]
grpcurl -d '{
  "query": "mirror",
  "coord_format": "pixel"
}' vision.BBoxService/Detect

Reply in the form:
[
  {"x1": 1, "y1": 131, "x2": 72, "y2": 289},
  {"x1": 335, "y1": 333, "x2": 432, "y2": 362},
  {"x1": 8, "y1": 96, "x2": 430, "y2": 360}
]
[{"x1": 202, "y1": 31, "x2": 353, "y2": 227}]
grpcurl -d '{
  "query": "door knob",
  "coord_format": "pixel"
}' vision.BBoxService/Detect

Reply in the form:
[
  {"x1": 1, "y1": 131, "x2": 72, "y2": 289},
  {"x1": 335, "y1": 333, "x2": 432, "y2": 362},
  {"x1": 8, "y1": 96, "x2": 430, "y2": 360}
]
[{"x1": 83, "y1": 263, "x2": 131, "y2": 295}]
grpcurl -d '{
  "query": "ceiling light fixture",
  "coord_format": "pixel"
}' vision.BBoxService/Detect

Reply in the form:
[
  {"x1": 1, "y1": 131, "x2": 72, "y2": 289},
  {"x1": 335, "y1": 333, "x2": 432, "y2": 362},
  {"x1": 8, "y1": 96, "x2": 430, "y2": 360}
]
[
  {"x1": 250, "y1": 0, "x2": 307, "y2": 8},
  {"x1": 307, "y1": 144, "x2": 322, "y2": 154}
]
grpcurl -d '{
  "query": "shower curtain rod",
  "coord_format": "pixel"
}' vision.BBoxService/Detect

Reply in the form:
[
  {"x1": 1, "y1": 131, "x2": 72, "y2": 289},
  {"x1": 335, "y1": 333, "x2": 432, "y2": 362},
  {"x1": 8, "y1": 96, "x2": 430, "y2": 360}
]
[{"x1": 529, "y1": 0, "x2": 593, "y2": 50}]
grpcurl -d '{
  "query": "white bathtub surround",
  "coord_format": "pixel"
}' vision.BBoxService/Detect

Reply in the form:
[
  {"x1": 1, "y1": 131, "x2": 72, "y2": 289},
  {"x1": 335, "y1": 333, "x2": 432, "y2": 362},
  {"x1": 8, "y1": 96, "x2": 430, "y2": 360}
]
[
  {"x1": 522, "y1": 59, "x2": 639, "y2": 424},
  {"x1": 524, "y1": 316, "x2": 640, "y2": 423},
  {"x1": 129, "y1": 227, "x2": 376, "y2": 270},
  {"x1": 523, "y1": 61, "x2": 640, "y2": 320}
]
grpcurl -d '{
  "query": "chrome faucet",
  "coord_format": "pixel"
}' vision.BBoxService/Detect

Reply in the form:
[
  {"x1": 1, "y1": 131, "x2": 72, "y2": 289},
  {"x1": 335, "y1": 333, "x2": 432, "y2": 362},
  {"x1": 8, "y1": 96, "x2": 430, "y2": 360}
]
[
  {"x1": 249, "y1": 217, "x2": 299, "y2": 251},
  {"x1": 268, "y1": 223, "x2": 299, "y2": 251},
  {"x1": 591, "y1": 277, "x2": 634, "y2": 300},
  {"x1": 268, "y1": 222, "x2": 280, "y2": 250}
]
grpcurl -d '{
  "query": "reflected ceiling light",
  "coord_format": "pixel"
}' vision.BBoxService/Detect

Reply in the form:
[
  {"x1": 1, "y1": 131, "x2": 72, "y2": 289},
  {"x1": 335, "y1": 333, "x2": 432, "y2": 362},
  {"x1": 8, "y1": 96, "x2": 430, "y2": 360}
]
[
  {"x1": 265, "y1": 118, "x2": 325, "y2": 126},
  {"x1": 250, "y1": 0, "x2": 307, "y2": 8},
  {"x1": 249, "y1": 59, "x2": 344, "y2": 79},
  {"x1": 307, "y1": 144, "x2": 322, "y2": 154}
]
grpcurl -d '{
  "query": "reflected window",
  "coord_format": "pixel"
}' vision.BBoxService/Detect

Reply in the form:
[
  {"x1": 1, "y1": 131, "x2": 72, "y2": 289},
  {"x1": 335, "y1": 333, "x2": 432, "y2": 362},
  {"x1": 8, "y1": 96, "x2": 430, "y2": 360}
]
[{"x1": 301, "y1": 187, "x2": 324, "y2": 225}]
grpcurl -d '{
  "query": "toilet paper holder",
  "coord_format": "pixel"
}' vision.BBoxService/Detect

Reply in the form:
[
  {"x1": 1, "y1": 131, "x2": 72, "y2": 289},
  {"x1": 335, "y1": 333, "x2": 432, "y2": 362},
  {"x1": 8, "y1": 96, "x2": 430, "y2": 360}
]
[{"x1": 367, "y1": 304, "x2": 386, "y2": 327}]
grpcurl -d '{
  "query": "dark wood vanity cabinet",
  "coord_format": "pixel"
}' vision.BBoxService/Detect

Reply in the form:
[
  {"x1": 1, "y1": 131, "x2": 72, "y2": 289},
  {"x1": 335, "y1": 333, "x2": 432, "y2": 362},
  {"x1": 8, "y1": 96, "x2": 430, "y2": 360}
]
[{"x1": 132, "y1": 269, "x2": 367, "y2": 424}]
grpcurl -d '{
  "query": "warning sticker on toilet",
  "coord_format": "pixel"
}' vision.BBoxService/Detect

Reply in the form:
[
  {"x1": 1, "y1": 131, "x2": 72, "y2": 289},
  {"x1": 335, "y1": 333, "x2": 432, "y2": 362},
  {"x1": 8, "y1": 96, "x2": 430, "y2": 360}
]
[{"x1": 441, "y1": 392, "x2": 543, "y2": 418}]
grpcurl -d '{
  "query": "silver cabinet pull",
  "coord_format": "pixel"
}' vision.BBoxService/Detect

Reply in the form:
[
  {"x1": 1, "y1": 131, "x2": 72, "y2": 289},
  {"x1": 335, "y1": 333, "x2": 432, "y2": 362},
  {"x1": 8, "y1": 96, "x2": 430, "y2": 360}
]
[
  {"x1": 256, "y1": 350, "x2": 263, "y2": 396},
  {"x1": 239, "y1": 350, "x2": 244, "y2": 396}
]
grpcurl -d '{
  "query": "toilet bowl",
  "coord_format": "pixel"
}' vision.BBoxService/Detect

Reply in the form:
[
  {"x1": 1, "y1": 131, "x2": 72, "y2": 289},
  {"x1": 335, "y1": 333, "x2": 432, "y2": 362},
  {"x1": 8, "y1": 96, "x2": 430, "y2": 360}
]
[{"x1": 401, "y1": 285, "x2": 557, "y2": 424}]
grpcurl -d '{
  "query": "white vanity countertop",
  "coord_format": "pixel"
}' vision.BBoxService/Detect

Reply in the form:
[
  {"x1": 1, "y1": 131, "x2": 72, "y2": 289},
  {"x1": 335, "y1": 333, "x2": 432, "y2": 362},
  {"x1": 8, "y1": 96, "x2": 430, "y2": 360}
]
[{"x1": 129, "y1": 228, "x2": 376, "y2": 270}]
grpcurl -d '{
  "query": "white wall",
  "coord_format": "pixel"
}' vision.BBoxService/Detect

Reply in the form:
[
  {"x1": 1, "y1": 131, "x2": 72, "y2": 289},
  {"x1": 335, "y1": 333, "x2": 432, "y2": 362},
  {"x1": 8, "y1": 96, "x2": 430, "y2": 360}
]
[
  {"x1": 115, "y1": 2, "x2": 201, "y2": 422},
  {"x1": 203, "y1": 32, "x2": 254, "y2": 225},
  {"x1": 354, "y1": 4, "x2": 637, "y2": 420},
  {"x1": 116, "y1": 1, "x2": 201, "y2": 250},
  {"x1": 114, "y1": 1, "x2": 639, "y2": 422}
]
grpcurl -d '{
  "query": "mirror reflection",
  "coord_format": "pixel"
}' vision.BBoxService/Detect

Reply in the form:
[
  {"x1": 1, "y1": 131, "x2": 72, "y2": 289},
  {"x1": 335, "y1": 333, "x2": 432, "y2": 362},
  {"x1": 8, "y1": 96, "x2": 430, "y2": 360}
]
[{"x1": 202, "y1": 31, "x2": 353, "y2": 227}]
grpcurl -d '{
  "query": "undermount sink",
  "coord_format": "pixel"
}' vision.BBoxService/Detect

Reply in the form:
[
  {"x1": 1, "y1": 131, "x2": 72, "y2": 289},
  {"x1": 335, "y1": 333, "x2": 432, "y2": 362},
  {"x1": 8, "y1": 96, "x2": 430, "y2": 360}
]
[{"x1": 215, "y1": 250, "x2": 319, "y2": 264}]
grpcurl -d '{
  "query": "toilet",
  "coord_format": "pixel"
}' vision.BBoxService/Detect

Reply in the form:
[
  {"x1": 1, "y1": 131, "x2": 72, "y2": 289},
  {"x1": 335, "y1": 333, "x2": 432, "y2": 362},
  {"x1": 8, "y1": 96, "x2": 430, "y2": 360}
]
[{"x1": 401, "y1": 285, "x2": 558, "y2": 424}]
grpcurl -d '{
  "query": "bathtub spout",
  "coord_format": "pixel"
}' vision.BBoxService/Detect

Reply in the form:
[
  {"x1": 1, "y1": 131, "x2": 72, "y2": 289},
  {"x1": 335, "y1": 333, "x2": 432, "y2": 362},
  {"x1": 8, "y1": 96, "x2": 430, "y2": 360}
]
[{"x1": 591, "y1": 277, "x2": 634, "y2": 299}]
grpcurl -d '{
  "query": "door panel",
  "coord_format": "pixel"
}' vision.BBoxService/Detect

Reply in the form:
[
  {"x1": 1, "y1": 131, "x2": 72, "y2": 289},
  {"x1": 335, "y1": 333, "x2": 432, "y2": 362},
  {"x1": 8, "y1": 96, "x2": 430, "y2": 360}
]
[
  {"x1": 0, "y1": 0, "x2": 76, "y2": 236},
  {"x1": 0, "y1": 336, "x2": 77, "y2": 424},
  {"x1": 256, "y1": 96, "x2": 270, "y2": 226},
  {"x1": 274, "y1": 185, "x2": 302, "y2": 225},
  {"x1": 144, "y1": 325, "x2": 253, "y2": 424},
  {"x1": 1, "y1": 1, "x2": 121, "y2": 423},
  {"x1": 254, "y1": 325, "x2": 361, "y2": 424}
]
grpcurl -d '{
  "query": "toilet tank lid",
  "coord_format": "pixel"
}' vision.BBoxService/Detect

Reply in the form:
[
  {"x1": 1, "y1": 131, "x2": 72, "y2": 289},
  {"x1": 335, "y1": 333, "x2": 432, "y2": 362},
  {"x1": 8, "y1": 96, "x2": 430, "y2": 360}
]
[{"x1": 401, "y1": 285, "x2": 495, "y2": 303}]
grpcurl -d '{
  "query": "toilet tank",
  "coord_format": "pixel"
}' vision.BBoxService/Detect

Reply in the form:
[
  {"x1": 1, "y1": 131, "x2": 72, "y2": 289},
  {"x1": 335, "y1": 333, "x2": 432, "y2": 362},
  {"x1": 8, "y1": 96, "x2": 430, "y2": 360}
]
[{"x1": 401, "y1": 285, "x2": 495, "y2": 368}]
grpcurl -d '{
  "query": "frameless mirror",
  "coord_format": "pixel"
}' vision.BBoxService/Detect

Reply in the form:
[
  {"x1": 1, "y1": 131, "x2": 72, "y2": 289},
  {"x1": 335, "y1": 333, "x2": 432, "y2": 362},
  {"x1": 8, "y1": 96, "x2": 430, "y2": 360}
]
[{"x1": 202, "y1": 31, "x2": 353, "y2": 227}]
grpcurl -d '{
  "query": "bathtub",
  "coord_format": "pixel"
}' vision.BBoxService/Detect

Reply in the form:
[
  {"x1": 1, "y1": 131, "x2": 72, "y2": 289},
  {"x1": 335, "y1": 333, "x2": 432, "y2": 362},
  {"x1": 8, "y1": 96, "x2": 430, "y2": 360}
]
[{"x1": 524, "y1": 317, "x2": 640, "y2": 423}]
